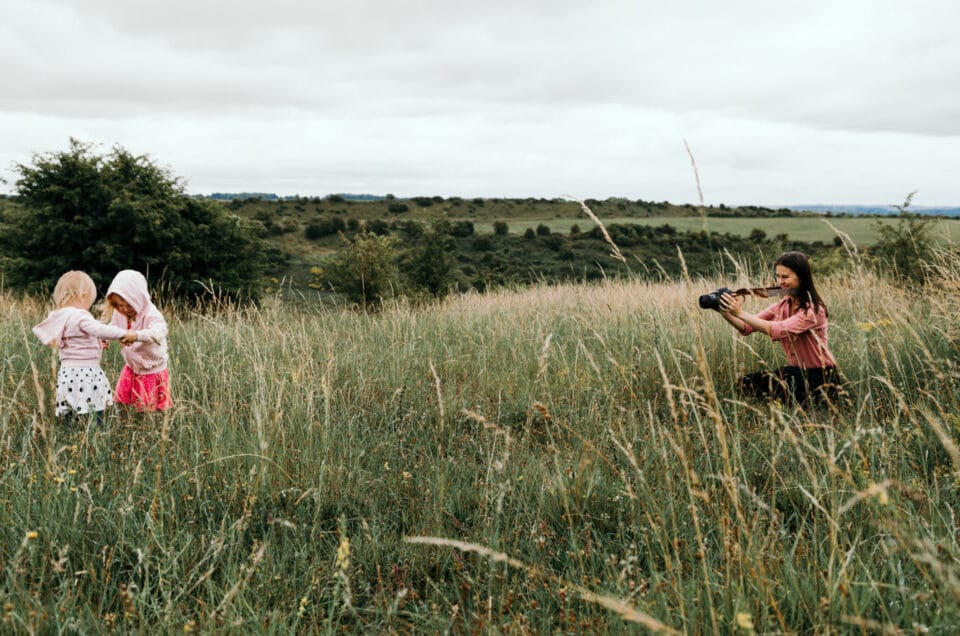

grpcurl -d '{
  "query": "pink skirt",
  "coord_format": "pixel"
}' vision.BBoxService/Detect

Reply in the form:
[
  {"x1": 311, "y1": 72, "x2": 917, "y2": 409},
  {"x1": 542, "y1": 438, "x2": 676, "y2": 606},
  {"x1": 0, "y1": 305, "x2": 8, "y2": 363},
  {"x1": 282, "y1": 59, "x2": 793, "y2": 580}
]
[{"x1": 115, "y1": 366, "x2": 172, "y2": 412}]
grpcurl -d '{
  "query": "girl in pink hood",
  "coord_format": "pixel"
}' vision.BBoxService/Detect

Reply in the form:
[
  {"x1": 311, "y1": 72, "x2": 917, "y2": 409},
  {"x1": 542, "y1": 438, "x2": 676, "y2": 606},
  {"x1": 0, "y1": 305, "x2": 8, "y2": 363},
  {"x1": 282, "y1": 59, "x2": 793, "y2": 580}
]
[
  {"x1": 32, "y1": 271, "x2": 138, "y2": 424},
  {"x1": 104, "y1": 270, "x2": 172, "y2": 412}
]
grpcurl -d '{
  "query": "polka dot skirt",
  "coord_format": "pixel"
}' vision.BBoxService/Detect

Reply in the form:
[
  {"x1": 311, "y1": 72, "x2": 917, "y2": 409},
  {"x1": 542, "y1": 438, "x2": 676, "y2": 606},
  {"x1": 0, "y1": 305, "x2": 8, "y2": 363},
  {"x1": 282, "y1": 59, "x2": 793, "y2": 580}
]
[{"x1": 55, "y1": 366, "x2": 113, "y2": 416}]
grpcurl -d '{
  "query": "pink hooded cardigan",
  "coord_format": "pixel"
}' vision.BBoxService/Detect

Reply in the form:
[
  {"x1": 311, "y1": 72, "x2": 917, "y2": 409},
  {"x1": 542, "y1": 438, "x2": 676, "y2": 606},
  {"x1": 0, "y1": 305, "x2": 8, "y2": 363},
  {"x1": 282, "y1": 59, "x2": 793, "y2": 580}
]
[
  {"x1": 33, "y1": 307, "x2": 129, "y2": 366},
  {"x1": 106, "y1": 270, "x2": 169, "y2": 375}
]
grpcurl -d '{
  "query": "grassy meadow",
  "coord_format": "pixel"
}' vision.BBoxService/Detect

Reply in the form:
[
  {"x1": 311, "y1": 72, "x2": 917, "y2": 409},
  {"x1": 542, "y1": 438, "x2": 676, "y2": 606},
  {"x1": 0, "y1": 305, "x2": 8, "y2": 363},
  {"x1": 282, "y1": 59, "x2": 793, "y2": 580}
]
[{"x1": 3, "y1": 256, "x2": 960, "y2": 632}]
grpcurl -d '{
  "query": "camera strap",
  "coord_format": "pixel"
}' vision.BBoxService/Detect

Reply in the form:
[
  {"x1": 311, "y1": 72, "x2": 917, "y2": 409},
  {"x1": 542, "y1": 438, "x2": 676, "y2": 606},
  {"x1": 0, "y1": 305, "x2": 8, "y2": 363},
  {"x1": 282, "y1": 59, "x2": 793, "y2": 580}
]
[{"x1": 732, "y1": 286, "x2": 792, "y2": 299}]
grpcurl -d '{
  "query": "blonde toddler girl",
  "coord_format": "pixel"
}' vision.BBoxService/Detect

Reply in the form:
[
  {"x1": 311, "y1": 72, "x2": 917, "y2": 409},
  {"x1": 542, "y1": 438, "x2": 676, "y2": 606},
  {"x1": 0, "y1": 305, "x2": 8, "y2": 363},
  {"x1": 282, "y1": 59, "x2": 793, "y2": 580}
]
[{"x1": 32, "y1": 271, "x2": 137, "y2": 423}]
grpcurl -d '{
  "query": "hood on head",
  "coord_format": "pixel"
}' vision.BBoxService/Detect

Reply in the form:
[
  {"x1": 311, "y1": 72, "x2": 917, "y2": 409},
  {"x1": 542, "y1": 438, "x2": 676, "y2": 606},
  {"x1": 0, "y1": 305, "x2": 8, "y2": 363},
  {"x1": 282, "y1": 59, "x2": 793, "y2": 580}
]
[{"x1": 106, "y1": 270, "x2": 152, "y2": 314}]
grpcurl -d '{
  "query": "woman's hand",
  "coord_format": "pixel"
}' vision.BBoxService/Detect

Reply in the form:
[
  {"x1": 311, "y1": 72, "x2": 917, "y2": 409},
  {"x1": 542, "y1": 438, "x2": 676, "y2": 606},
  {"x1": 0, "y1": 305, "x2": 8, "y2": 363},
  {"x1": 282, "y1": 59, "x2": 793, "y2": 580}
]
[{"x1": 719, "y1": 292, "x2": 742, "y2": 315}]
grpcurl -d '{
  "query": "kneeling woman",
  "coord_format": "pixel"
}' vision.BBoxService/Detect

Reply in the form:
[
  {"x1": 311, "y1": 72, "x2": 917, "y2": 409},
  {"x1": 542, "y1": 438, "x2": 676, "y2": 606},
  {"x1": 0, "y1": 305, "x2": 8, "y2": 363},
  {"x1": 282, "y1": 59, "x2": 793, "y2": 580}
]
[{"x1": 718, "y1": 251, "x2": 840, "y2": 404}]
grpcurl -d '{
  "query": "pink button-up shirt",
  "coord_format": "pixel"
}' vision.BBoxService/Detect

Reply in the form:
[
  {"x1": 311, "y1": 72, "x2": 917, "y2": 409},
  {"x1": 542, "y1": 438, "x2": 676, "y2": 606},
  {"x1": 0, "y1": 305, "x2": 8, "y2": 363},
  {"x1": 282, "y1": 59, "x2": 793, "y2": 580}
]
[{"x1": 741, "y1": 297, "x2": 837, "y2": 369}]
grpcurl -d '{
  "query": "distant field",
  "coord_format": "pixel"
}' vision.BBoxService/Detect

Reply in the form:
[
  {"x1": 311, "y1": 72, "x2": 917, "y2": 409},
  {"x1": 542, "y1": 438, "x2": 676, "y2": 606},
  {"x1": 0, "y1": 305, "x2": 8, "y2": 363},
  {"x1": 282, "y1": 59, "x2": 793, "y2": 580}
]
[{"x1": 472, "y1": 216, "x2": 960, "y2": 246}]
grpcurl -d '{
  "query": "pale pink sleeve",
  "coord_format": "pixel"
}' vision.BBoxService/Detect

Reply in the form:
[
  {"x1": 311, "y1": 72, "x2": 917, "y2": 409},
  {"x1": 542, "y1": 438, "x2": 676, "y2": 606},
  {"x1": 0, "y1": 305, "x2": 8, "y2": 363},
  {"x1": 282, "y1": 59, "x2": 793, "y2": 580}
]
[{"x1": 76, "y1": 314, "x2": 129, "y2": 340}]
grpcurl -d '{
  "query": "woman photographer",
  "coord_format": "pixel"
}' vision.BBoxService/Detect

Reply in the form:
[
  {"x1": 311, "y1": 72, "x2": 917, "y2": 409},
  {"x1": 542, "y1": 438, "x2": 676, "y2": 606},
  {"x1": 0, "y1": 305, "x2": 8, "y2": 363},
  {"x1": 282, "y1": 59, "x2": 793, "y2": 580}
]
[{"x1": 717, "y1": 251, "x2": 840, "y2": 405}]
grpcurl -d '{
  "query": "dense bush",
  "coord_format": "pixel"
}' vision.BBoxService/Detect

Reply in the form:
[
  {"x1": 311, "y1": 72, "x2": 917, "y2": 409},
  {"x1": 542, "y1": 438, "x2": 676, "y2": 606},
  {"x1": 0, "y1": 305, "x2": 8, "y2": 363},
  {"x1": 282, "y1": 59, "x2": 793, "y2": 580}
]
[
  {"x1": 472, "y1": 236, "x2": 494, "y2": 251},
  {"x1": 0, "y1": 139, "x2": 266, "y2": 301},
  {"x1": 869, "y1": 192, "x2": 935, "y2": 284},
  {"x1": 541, "y1": 234, "x2": 564, "y2": 251},
  {"x1": 404, "y1": 222, "x2": 459, "y2": 298},
  {"x1": 450, "y1": 221, "x2": 474, "y2": 237},
  {"x1": 493, "y1": 221, "x2": 509, "y2": 236},
  {"x1": 364, "y1": 218, "x2": 390, "y2": 235},
  {"x1": 318, "y1": 232, "x2": 401, "y2": 309},
  {"x1": 305, "y1": 217, "x2": 347, "y2": 240},
  {"x1": 412, "y1": 197, "x2": 434, "y2": 208}
]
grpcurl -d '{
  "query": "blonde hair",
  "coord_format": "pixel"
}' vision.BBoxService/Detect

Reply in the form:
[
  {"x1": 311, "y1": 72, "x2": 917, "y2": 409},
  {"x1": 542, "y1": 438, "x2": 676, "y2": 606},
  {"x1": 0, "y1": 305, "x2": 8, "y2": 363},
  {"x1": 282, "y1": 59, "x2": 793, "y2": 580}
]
[
  {"x1": 53, "y1": 271, "x2": 97, "y2": 309},
  {"x1": 103, "y1": 293, "x2": 119, "y2": 322}
]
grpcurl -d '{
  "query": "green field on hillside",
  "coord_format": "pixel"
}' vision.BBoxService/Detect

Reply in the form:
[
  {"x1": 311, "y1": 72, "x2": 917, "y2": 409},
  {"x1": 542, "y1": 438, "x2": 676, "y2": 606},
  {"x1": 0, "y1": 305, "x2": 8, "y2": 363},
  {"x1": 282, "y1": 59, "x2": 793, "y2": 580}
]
[{"x1": 471, "y1": 215, "x2": 960, "y2": 246}]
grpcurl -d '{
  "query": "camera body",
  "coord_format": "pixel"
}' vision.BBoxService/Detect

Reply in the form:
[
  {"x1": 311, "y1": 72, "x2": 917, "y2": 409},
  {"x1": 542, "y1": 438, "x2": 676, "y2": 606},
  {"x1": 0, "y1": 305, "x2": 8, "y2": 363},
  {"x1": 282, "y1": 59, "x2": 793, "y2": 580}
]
[{"x1": 698, "y1": 287, "x2": 732, "y2": 311}]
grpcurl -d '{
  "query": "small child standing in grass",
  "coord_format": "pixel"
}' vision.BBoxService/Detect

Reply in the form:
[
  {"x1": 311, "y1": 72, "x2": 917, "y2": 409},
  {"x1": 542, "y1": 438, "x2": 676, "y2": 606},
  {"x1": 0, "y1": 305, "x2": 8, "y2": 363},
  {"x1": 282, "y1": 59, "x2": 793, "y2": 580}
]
[
  {"x1": 103, "y1": 270, "x2": 172, "y2": 412},
  {"x1": 32, "y1": 271, "x2": 138, "y2": 424}
]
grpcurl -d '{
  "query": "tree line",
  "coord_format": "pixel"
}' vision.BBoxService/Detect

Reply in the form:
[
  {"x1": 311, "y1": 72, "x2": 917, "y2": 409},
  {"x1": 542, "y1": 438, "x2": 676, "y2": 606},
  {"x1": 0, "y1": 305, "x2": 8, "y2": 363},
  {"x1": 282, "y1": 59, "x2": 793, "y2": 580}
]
[{"x1": 0, "y1": 141, "x2": 939, "y2": 308}]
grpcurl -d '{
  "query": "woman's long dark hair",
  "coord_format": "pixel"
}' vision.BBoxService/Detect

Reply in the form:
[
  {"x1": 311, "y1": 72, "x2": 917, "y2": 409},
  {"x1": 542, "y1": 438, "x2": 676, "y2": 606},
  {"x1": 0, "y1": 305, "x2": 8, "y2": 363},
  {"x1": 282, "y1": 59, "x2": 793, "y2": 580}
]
[{"x1": 776, "y1": 251, "x2": 827, "y2": 316}]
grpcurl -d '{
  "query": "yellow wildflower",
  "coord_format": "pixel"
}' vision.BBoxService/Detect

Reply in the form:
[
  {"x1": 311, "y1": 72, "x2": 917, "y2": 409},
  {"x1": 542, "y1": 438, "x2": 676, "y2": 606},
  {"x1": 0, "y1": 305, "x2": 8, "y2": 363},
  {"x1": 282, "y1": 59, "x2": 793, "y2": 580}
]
[{"x1": 336, "y1": 535, "x2": 350, "y2": 572}]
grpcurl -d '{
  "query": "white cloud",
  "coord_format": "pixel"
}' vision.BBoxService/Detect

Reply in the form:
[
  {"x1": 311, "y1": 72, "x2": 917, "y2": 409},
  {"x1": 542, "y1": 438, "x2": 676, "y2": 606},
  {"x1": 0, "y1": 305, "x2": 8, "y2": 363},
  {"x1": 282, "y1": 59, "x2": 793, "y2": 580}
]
[{"x1": 1, "y1": 0, "x2": 958, "y2": 204}]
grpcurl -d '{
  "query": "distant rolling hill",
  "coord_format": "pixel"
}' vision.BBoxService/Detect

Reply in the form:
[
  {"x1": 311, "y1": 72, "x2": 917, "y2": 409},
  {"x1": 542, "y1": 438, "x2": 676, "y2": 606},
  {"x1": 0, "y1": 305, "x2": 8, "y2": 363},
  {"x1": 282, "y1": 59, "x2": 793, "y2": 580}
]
[{"x1": 789, "y1": 204, "x2": 960, "y2": 217}]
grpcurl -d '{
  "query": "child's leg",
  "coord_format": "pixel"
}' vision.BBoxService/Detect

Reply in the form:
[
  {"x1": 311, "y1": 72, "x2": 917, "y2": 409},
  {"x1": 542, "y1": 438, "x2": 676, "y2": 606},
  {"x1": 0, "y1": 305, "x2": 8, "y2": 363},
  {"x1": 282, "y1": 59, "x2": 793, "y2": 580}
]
[
  {"x1": 130, "y1": 369, "x2": 172, "y2": 412},
  {"x1": 114, "y1": 365, "x2": 136, "y2": 406}
]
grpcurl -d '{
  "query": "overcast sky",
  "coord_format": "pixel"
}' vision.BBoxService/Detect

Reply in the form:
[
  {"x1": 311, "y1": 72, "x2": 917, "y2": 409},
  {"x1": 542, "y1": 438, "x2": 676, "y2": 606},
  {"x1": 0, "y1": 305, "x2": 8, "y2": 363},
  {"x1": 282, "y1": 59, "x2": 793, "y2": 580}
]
[{"x1": 1, "y1": 0, "x2": 957, "y2": 206}]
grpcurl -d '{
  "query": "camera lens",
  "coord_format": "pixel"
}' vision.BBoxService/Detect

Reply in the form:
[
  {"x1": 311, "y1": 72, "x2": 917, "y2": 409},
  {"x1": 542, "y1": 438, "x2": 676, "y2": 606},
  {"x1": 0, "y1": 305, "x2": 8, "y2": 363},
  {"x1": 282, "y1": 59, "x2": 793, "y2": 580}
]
[{"x1": 698, "y1": 293, "x2": 719, "y2": 310}]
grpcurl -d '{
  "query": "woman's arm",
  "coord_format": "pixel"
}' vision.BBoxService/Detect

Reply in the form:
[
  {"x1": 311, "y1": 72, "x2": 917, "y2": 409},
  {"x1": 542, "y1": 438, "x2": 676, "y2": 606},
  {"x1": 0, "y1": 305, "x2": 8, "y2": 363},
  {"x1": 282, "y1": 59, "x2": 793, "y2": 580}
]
[
  {"x1": 719, "y1": 305, "x2": 751, "y2": 334},
  {"x1": 720, "y1": 292, "x2": 772, "y2": 336}
]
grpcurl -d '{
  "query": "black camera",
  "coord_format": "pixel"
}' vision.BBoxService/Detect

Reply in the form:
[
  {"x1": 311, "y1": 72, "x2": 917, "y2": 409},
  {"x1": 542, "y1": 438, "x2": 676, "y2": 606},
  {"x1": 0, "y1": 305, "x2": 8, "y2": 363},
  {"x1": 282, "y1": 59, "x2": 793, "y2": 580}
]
[{"x1": 698, "y1": 287, "x2": 732, "y2": 311}]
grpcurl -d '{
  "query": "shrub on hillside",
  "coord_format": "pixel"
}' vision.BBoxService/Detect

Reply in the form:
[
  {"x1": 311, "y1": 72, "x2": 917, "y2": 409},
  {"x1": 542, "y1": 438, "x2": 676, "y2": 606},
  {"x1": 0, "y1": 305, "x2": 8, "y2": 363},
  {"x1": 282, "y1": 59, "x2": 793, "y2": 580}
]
[
  {"x1": 364, "y1": 218, "x2": 390, "y2": 235},
  {"x1": 412, "y1": 197, "x2": 434, "y2": 208},
  {"x1": 305, "y1": 217, "x2": 346, "y2": 240},
  {"x1": 541, "y1": 234, "x2": 564, "y2": 251},
  {"x1": 404, "y1": 221, "x2": 459, "y2": 299},
  {"x1": 472, "y1": 236, "x2": 494, "y2": 251},
  {"x1": 317, "y1": 232, "x2": 401, "y2": 310},
  {"x1": 869, "y1": 191, "x2": 935, "y2": 284},
  {"x1": 450, "y1": 221, "x2": 475, "y2": 237},
  {"x1": 391, "y1": 219, "x2": 424, "y2": 239}
]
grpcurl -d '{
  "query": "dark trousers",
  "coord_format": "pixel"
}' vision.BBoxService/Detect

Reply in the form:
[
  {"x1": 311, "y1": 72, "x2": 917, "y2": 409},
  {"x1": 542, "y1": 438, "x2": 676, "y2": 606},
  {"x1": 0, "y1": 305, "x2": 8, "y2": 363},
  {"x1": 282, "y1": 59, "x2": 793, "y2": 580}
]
[{"x1": 737, "y1": 366, "x2": 841, "y2": 405}]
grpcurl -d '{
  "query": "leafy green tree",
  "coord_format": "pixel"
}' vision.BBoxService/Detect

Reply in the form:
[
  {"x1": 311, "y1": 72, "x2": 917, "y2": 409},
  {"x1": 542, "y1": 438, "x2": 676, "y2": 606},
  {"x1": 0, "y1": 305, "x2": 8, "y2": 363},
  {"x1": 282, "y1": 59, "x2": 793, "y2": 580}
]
[
  {"x1": 404, "y1": 221, "x2": 459, "y2": 299},
  {"x1": 320, "y1": 232, "x2": 401, "y2": 310},
  {"x1": 0, "y1": 139, "x2": 267, "y2": 301},
  {"x1": 870, "y1": 191, "x2": 934, "y2": 283}
]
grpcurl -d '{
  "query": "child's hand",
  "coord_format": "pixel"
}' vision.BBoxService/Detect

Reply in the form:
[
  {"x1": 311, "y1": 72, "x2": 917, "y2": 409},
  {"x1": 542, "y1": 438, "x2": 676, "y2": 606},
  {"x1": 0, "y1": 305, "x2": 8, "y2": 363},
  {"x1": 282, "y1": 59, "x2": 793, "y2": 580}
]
[
  {"x1": 120, "y1": 331, "x2": 137, "y2": 345},
  {"x1": 101, "y1": 339, "x2": 110, "y2": 350}
]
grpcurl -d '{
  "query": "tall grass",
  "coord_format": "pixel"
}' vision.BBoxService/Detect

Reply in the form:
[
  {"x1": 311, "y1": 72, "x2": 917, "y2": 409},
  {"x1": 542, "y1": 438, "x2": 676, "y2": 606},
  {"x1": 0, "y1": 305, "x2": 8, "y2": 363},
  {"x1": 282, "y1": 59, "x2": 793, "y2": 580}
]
[{"x1": 2, "y1": 260, "x2": 960, "y2": 632}]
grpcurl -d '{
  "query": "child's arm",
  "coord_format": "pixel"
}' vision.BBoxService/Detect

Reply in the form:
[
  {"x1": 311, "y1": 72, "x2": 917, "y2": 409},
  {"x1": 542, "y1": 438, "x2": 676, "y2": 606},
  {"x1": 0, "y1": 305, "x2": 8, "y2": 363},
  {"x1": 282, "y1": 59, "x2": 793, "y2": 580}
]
[
  {"x1": 78, "y1": 314, "x2": 129, "y2": 341},
  {"x1": 135, "y1": 314, "x2": 168, "y2": 345}
]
